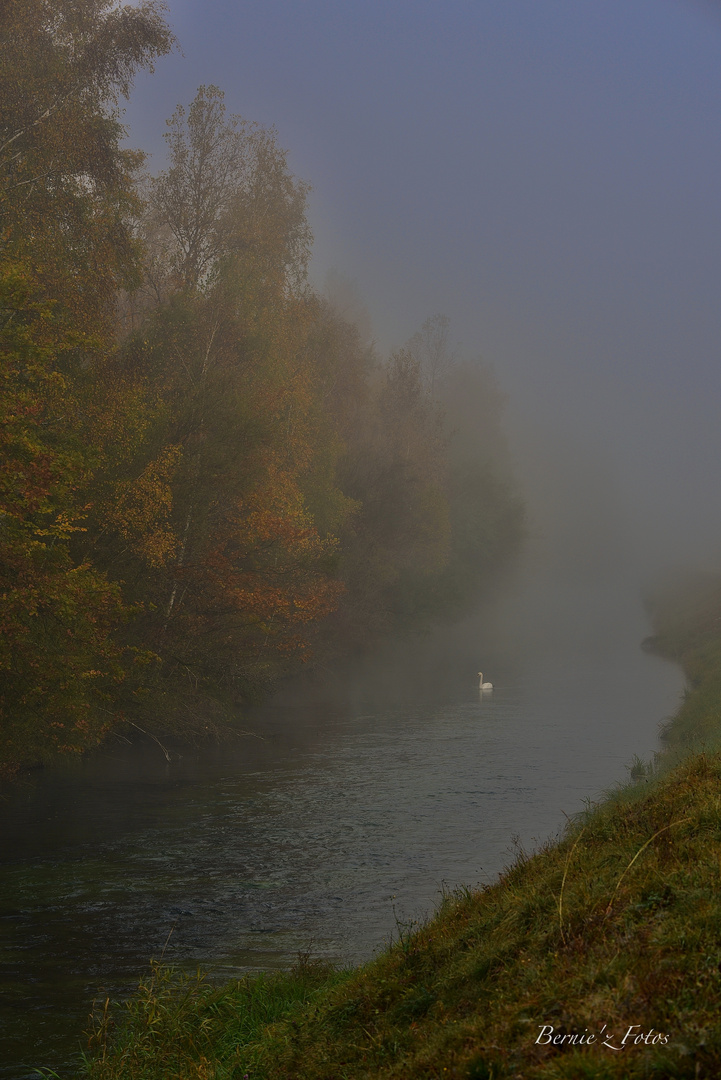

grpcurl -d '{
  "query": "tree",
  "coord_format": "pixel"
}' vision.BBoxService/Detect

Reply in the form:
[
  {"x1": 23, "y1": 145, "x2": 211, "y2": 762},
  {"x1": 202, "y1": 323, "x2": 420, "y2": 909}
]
[
  {"x1": 145, "y1": 84, "x2": 311, "y2": 294},
  {"x1": 331, "y1": 320, "x2": 525, "y2": 639},
  {"x1": 406, "y1": 313, "x2": 455, "y2": 396},
  {"x1": 434, "y1": 360, "x2": 525, "y2": 612},
  {"x1": 331, "y1": 344, "x2": 452, "y2": 637},
  {"x1": 0, "y1": 0, "x2": 173, "y2": 328},
  {"x1": 97, "y1": 89, "x2": 352, "y2": 700},
  {"x1": 0, "y1": 261, "x2": 128, "y2": 771},
  {"x1": 0, "y1": 0, "x2": 172, "y2": 771}
]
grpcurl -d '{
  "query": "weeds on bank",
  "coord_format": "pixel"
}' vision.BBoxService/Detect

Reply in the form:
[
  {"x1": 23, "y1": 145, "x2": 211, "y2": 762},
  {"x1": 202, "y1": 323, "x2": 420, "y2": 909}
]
[{"x1": 81, "y1": 954, "x2": 347, "y2": 1080}]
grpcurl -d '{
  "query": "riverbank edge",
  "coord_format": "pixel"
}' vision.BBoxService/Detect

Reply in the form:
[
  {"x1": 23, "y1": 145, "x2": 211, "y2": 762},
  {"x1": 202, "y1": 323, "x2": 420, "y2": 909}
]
[{"x1": 78, "y1": 621, "x2": 721, "y2": 1079}]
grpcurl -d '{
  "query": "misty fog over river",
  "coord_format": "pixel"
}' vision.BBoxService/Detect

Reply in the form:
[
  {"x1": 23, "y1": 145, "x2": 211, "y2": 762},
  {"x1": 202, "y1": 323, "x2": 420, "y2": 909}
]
[
  {"x1": 7, "y1": 3, "x2": 721, "y2": 1076},
  {"x1": 0, "y1": 555, "x2": 682, "y2": 1078}
]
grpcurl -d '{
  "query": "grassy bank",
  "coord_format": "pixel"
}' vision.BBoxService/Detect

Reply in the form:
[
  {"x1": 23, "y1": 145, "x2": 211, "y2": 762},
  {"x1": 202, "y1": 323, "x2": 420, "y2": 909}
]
[{"x1": 78, "y1": 581, "x2": 721, "y2": 1080}]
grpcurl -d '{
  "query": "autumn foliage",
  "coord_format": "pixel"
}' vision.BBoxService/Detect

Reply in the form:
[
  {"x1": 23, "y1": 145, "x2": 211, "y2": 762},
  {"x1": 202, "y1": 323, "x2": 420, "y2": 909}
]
[{"x1": 0, "y1": 11, "x2": 524, "y2": 774}]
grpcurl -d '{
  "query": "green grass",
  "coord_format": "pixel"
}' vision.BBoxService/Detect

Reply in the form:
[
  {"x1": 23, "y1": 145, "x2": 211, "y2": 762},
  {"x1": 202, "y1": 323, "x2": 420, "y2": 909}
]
[
  {"x1": 78, "y1": 575, "x2": 721, "y2": 1079},
  {"x1": 79, "y1": 955, "x2": 349, "y2": 1079}
]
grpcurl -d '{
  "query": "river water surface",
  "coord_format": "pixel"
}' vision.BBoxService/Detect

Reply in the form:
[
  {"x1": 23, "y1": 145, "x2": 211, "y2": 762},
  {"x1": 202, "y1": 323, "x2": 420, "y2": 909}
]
[{"x1": 0, "y1": 573, "x2": 683, "y2": 1078}]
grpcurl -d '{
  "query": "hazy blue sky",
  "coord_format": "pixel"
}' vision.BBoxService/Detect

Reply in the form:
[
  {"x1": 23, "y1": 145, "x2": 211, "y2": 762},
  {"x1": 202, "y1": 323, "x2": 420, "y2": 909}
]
[{"x1": 125, "y1": 1, "x2": 721, "y2": 578}]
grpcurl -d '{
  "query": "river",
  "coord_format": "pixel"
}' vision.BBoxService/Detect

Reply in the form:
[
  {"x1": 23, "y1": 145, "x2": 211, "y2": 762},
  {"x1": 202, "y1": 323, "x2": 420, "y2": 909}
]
[{"x1": 0, "y1": 570, "x2": 683, "y2": 1078}]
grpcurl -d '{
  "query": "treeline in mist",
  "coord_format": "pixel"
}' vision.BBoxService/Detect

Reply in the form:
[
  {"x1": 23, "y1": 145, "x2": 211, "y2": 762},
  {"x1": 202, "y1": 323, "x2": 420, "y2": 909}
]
[{"x1": 0, "y1": 0, "x2": 524, "y2": 773}]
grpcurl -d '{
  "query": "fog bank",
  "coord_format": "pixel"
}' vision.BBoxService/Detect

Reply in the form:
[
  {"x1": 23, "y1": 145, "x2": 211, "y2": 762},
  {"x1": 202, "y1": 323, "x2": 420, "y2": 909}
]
[{"x1": 124, "y1": 0, "x2": 721, "y2": 590}]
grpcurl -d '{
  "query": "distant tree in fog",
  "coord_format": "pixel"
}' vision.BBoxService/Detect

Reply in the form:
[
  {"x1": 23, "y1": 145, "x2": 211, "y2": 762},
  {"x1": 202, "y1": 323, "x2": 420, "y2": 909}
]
[
  {"x1": 147, "y1": 84, "x2": 311, "y2": 293},
  {"x1": 406, "y1": 313, "x2": 456, "y2": 396}
]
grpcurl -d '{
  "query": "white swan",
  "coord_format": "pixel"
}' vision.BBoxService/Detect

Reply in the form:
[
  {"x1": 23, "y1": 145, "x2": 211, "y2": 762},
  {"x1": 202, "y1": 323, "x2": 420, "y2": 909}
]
[{"x1": 478, "y1": 672, "x2": 493, "y2": 690}]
